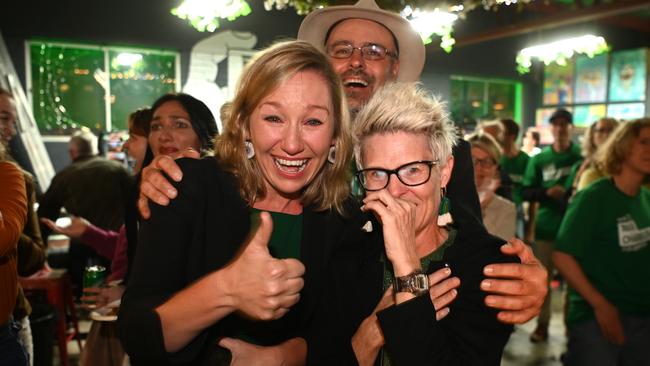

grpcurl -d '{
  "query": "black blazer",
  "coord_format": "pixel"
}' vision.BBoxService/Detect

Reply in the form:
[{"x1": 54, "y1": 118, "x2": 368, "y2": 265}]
[{"x1": 118, "y1": 158, "x2": 361, "y2": 365}]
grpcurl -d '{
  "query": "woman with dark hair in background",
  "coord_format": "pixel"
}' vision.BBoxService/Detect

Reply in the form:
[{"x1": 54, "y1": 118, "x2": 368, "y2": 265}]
[{"x1": 43, "y1": 97, "x2": 218, "y2": 365}]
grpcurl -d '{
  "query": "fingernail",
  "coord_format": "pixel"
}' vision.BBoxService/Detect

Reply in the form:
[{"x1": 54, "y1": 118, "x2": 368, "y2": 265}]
[
  {"x1": 444, "y1": 268, "x2": 451, "y2": 275},
  {"x1": 485, "y1": 296, "x2": 496, "y2": 305},
  {"x1": 450, "y1": 289, "x2": 457, "y2": 297},
  {"x1": 481, "y1": 280, "x2": 492, "y2": 289},
  {"x1": 484, "y1": 266, "x2": 494, "y2": 274},
  {"x1": 167, "y1": 189, "x2": 177, "y2": 197}
]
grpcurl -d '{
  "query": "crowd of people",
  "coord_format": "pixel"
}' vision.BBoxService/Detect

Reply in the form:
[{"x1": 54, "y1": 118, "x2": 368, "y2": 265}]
[{"x1": 1, "y1": 0, "x2": 648, "y2": 365}]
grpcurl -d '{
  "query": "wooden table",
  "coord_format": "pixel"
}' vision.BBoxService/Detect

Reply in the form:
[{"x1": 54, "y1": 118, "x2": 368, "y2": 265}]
[{"x1": 20, "y1": 269, "x2": 82, "y2": 366}]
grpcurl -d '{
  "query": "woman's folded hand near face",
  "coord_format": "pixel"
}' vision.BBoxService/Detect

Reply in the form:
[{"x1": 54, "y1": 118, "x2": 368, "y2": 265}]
[{"x1": 361, "y1": 190, "x2": 420, "y2": 277}]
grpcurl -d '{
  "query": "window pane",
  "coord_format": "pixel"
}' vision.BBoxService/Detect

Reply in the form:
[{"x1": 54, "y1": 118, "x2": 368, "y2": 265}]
[
  {"x1": 488, "y1": 82, "x2": 515, "y2": 119},
  {"x1": 31, "y1": 43, "x2": 105, "y2": 134},
  {"x1": 109, "y1": 51, "x2": 177, "y2": 131}
]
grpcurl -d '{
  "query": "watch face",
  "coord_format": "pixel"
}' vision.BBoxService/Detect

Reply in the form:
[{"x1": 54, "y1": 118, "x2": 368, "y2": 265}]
[
  {"x1": 395, "y1": 271, "x2": 429, "y2": 294},
  {"x1": 409, "y1": 273, "x2": 429, "y2": 292}
]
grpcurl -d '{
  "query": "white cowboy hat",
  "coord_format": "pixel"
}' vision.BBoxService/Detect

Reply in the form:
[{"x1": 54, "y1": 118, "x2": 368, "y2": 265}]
[{"x1": 297, "y1": 0, "x2": 425, "y2": 82}]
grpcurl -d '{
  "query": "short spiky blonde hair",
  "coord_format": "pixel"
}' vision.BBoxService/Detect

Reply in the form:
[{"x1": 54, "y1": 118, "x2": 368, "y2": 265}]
[
  {"x1": 214, "y1": 40, "x2": 352, "y2": 213},
  {"x1": 353, "y1": 82, "x2": 458, "y2": 168},
  {"x1": 595, "y1": 118, "x2": 650, "y2": 181}
]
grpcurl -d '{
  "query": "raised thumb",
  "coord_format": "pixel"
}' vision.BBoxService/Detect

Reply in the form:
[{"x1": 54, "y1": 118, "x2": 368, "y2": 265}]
[{"x1": 246, "y1": 211, "x2": 274, "y2": 252}]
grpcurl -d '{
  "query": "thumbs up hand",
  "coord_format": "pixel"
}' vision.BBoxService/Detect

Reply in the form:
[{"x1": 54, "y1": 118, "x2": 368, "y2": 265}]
[{"x1": 221, "y1": 212, "x2": 305, "y2": 321}]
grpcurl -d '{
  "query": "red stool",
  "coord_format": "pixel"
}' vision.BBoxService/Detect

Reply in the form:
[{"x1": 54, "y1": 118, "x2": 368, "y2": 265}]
[{"x1": 20, "y1": 269, "x2": 82, "y2": 366}]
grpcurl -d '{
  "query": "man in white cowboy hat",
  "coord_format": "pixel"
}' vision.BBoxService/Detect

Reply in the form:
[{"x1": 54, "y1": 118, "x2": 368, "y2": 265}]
[
  {"x1": 297, "y1": 0, "x2": 547, "y2": 325},
  {"x1": 298, "y1": 0, "x2": 424, "y2": 117}
]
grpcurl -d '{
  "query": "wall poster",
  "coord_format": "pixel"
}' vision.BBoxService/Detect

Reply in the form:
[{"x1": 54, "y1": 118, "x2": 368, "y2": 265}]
[
  {"x1": 573, "y1": 104, "x2": 607, "y2": 126},
  {"x1": 607, "y1": 103, "x2": 645, "y2": 120},
  {"x1": 543, "y1": 62, "x2": 574, "y2": 105},
  {"x1": 574, "y1": 54, "x2": 607, "y2": 103},
  {"x1": 608, "y1": 48, "x2": 647, "y2": 102}
]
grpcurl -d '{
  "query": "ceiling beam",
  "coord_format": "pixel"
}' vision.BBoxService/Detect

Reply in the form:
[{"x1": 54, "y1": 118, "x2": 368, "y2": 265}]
[
  {"x1": 601, "y1": 15, "x2": 650, "y2": 33},
  {"x1": 453, "y1": 0, "x2": 650, "y2": 48}
]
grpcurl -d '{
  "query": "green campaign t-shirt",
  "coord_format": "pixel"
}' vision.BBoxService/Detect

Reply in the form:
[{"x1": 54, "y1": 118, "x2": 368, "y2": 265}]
[
  {"x1": 522, "y1": 143, "x2": 582, "y2": 240},
  {"x1": 555, "y1": 178, "x2": 650, "y2": 327},
  {"x1": 250, "y1": 208, "x2": 302, "y2": 260},
  {"x1": 500, "y1": 151, "x2": 529, "y2": 206}
]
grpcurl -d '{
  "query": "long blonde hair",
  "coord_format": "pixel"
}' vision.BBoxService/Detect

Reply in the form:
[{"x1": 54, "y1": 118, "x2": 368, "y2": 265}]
[
  {"x1": 595, "y1": 118, "x2": 650, "y2": 182},
  {"x1": 214, "y1": 40, "x2": 352, "y2": 213}
]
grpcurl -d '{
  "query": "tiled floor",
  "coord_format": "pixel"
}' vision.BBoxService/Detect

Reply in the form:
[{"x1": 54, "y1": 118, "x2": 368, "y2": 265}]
[{"x1": 52, "y1": 288, "x2": 568, "y2": 366}]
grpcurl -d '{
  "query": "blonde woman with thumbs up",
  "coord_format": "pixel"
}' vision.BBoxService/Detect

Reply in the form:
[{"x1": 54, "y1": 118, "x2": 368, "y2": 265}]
[{"x1": 118, "y1": 41, "x2": 356, "y2": 366}]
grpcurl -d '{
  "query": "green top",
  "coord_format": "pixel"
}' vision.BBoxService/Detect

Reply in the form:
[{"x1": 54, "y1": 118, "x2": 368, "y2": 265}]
[
  {"x1": 555, "y1": 178, "x2": 650, "y2": 327},
  {"x1": 522, "y1": 143, "x2": 582, "y2": 240},
  {"x1": 381, "y1": 228, "x2": 457, "y2": 366},
  {"x1": 500, "y1": 150, "x2": 530, "y2": 205},
  {"x1": 250, "y1": 208, "x2": 302, "y2": 260}
]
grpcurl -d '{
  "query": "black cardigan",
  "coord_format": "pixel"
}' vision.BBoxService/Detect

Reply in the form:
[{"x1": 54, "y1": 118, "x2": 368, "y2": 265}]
[
  {"x1": 319, "y1": 220, "x2": 517, "y2": 365},
  {"x1": 118, "y1": 158, "x2": 366, "y2": 365}
]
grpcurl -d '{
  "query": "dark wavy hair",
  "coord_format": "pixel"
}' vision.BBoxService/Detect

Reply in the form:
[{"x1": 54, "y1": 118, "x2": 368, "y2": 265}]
[
  {"x1": 146, "y1": 93, "x2": 219, "y2": 151},
  {"x1": 140, "y1": 93, "x2": 219, "y2": 171}
]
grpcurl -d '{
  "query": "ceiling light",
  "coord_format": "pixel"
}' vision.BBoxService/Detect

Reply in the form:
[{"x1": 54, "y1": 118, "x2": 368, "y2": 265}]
[
  {"x1": 114, "y1": 53, "x2": 143, "y2": 67},
  {"x1": 171, "y1": 0, "x2": 252, "y2": 32},
  {"x1": 516, "y1": 35, "x2": 609, "y2": 74},
  {"x1": 402, "y1": 5, "x2": 458, "y2": 52}
]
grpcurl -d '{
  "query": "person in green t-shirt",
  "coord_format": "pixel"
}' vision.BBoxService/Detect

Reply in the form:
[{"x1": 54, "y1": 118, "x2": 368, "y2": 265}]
[
  {"x1": 553, "y1": 118, "x2": 650, "y2": 366},
  {"x1": 500, "y1": 118, "x2": 530, "y2": 239},
  {"x1": 522, "y1": 108, "x2": 583, "y2": 342}
]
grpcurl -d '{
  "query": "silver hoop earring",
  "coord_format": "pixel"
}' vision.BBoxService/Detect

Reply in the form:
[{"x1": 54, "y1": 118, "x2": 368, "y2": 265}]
[
  {"x1": 245, "y1": 140, "x2": 255, "y2": 159},
  {"x1": 327, "y1": 146, "x2": 336, "y2": 164}
]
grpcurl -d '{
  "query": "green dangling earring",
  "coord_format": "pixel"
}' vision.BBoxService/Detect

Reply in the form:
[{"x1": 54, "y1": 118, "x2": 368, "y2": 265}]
[{"x1": 437, "y1": 186, "x2": 453, "y2": 226}]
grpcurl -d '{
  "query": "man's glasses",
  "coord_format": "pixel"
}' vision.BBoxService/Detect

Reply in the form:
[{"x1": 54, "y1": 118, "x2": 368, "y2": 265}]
[
  {"x1": 472, "y1": 157, "x2": 496, "y2": 169},
  {"x1": 327, "y1": 43, "x2": 397, "y2": 61},
  {"x1": 355, "y1": 160, "x2": 438, "y2": 191}
]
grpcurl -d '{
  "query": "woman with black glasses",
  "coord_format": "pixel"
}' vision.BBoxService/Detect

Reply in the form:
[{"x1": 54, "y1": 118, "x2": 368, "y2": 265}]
[{"x1": 332, "y1": 82, "x2": 518, "y2": 365}]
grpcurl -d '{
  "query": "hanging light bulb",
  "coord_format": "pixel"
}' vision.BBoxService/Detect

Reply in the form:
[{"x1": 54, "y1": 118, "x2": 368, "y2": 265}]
[
  {"x1": 401, "y1": 5, "x2": 458, "y2": 52},
  {"x1": 171, "y1": 0, "x2": 252, "y2": 32}
]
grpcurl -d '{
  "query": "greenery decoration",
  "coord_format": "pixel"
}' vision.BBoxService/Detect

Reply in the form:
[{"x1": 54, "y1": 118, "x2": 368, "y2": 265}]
[
  {"x1": 263, "y1": 0, "x2": 536, "y2": 52},
  {"x1": 171, "y1": 0, "x2": 252, "y2": 32},
  {"x1": 516, "y1": 35, "x2": 610, "y2": 74}
]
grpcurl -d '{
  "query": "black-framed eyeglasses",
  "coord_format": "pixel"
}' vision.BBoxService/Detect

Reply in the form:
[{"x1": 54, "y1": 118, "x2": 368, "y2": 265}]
[
  {"x1": 355, "y1": 160, "x2": 438, "y2": 191},
  {"x1": 327, "y1": 43, "x2": 397, "y2": 61}
]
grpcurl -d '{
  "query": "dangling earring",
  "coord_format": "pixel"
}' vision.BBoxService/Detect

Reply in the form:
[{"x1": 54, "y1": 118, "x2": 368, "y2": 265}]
[
  {"x1": 327, "y1": 146, "x2": 336, "y2": 164},
  {"x1": 437, "y1": 186, "x2": 453, "y2": 226},
  {"x1": 245, "y1": 140, "x2": 255, "y2": 159}
]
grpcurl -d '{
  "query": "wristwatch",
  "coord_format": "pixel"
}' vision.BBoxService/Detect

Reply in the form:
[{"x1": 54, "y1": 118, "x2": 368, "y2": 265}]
[{"x1": 393, "y1": 269, "x2": 429, "y2": 296}]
